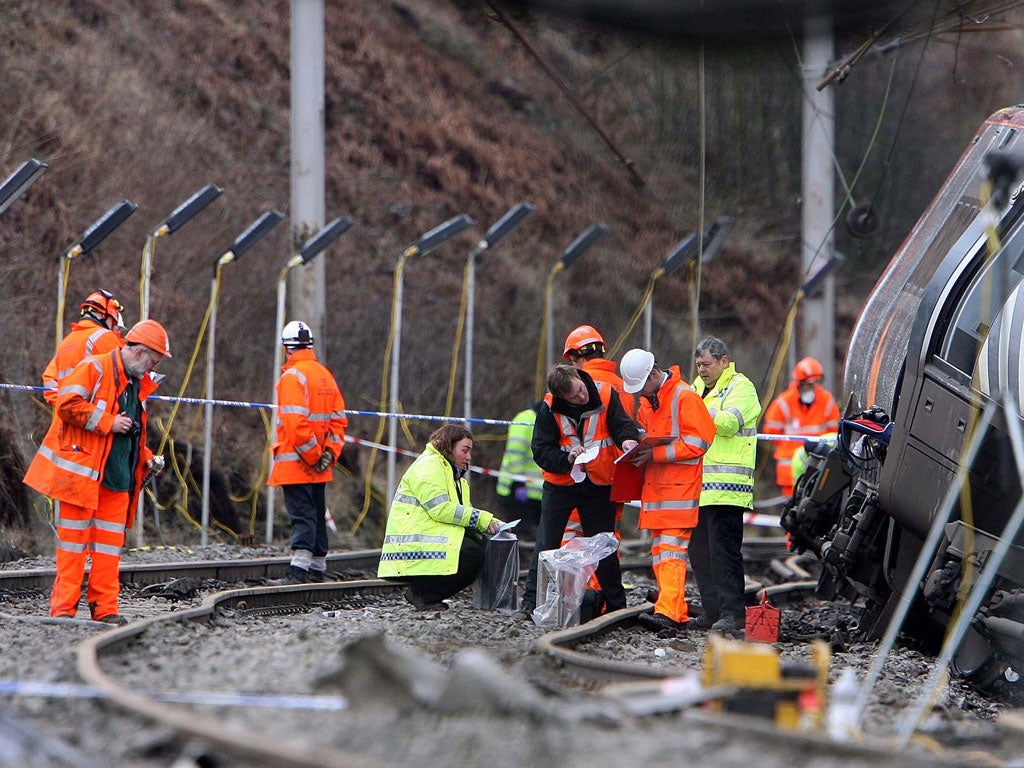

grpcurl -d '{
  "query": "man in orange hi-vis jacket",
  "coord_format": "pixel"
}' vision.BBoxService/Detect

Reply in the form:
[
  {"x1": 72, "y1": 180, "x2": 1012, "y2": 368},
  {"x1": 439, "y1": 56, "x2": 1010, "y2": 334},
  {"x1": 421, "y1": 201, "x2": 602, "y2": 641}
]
[
  {"x1": 24, "y1": 319, "x2": 171, "y2": 624},
  {"x1": 619, "y1": 348, "x2": 716, "y2": 635},
  {"x1": 560, "y1": 325, "x2": 635, "y2": 578},
  {"x1": 762, "y1": 356, "x2": 840, "y2": 498},
  {"x1": 267, "y1": 321, "x2": 348, "y2": 585}
]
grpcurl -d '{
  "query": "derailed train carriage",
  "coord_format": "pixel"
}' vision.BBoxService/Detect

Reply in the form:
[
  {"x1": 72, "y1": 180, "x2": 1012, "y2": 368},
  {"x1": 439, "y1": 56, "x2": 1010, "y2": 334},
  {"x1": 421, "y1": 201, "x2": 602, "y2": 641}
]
[{"x1": 781, "y1": 106, "x2": 1024, "y2": 690}]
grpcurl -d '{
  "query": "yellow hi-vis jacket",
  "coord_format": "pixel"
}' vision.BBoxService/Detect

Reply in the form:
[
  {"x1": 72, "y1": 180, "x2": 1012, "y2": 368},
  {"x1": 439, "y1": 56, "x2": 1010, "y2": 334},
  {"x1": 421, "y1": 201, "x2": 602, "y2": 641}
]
[
  {"x1": 496, "y1": 406, "x2": 543, "y2": 502},
  {"x1": 378, "y1": 443, "x2": 495, "y2": 578},
  {"x1": 694, "y1": 362, "x2": 760, "y2": 509}
]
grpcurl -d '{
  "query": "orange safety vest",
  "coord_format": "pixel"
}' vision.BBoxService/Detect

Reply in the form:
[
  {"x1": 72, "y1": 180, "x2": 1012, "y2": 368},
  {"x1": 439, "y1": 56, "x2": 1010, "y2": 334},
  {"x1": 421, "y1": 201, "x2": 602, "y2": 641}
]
[
  {"x1": 762, "y1": 382, "x2": 840, "y2": 492},
  {"x1": 541, "y1": 382, "x2": 618, "y2": 486},
  {"x1": 24, "y1": 349, "x2": 158, "y2": 512},
  {"x1": 267, "y1": 349, "x2": 348, "y2": 486},
  {"x1": 635, "y1": 367, "x2": 717, "y2": 529},
  {"x1": 581, "y1": 357, "x2": 636, "y2": 416},
  {"x1": 41, "y1": 320, "x2": 123, "y2": 405}
]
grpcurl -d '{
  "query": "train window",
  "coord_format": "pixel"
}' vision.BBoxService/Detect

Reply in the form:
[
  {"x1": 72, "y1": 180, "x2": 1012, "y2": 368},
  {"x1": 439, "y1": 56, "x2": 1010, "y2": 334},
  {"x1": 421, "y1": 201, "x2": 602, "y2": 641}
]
[{"x1": 937, "y1": 226, "x2": 1024, "y2": 379}]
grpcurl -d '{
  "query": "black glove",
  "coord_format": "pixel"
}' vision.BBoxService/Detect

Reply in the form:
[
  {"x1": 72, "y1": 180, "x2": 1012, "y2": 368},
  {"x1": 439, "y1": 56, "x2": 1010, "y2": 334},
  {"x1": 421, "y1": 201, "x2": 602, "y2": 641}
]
[{"x1": 314, "y1": 449, "x2": 334, "y2": 473}]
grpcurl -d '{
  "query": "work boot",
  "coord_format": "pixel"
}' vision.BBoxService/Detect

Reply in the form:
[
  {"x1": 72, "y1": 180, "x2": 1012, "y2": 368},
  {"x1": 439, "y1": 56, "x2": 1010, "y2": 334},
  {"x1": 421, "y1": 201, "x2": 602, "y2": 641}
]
[
  {"x1": 402, "y1": 587, "x2": 448, "y2": 612},
  {"x1": 308, "y1": 568, "x2": 327, "y2": 583},
  {"x1": 272, "y1": 565, "x2": 310, "y2": 585},
  {"x1": 637, "y1": 611, "x2": 686, "y2": 636},
  {"x1": 93, "y1": 614, "x2": 128, "y2": 626},
  {"x1": 688, "y1": 613, "x2": 717, "y2": 630},
  {"x1": 711, "y1": 613, "x2": 745, "y2": 635}
]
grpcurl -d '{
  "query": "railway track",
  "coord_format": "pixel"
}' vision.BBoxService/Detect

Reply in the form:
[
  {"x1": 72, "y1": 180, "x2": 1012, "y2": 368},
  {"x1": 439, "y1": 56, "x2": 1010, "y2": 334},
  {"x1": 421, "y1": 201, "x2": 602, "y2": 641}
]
[{"x1": 0, "y1": 542, "x2": 1014, "y2": 767}]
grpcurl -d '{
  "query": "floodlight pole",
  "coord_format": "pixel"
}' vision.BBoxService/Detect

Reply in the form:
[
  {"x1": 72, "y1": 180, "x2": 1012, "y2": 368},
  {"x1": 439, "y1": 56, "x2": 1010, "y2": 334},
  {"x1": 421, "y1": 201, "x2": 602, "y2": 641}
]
[
  {"x1": 55, "y1": 200, "x2": 137, "y2": 344},
  {"x1": 200, "y1": 211, "x2": 283, "y2": 546},
  {"x1": 463, "y1": 203, "x2": 533, "y2": 424},
  {"x1": 142, "y1": 184, "x2": 223, "y2": 321},
  {"x1": 543, "y1": 223, "x2": 610, "y2": 374},
  {"x1": 0, "y1": 158, "x2": 48, "y2": 217},
  {"x1": 386, "y1": 215, "x2": 474, "y2": 506},
  {"x1": 265, "y1": 217, "x2": 353, "y2": 544}
]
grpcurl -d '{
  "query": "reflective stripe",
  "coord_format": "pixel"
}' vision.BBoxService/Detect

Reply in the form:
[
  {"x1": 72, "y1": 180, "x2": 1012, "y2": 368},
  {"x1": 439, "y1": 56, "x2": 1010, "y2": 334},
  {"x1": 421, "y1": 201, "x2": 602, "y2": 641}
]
[
  {"x1": 703, "y1": 482, "x2": 754, "y2": 492},
  {"x1": 57, "y1": 518, "x2": 91, "y2": 530},
  {"x1": 85, "y1": 328, "x2": 108, "y2": 356},
  {"x1": 725, "y1": 406, "x2": 745, "y2": 428},
  {"x1": 308, "y1": 413, "x2": 332, "y2": 422},
  {"x1": 644, "y1": 499, "x2": 699, "y2": 511},
  {"x1": 94, "y1": 518, "x2": 125, "y2": 534},
  {"x1": 379, "y1": 551, "x2": 446, "y2": 562},
  {"x1": 273, "y1": 452, "x2": 304, "y2": 464},
  {"x1": 90, "y1": 542, "x2": 124, "y2": 556},
  {"x1": 703, "y1": 464, "x2": 755, "y2": 478},
  {"x1": 652, "y1": 549, "x2": 687, "y2": 564},
  {"x1": 424, "y1": 493, "x2": 450, "y2": 510},
  {"x1": 452, "y1": 504, "x2": 480, "y2": 527},
  {"x1": 657, "y1": 534, "x2": 690, "y2": 548},
  {"x1": 280, "y1": 405, "x2": 310, "y2": 416},
  {"x1": 61, "y1": 384, "x2": 91, "y2": 399},
  {"x1": 57, "y1": 540, "x2": 87, "y2": 553},
  {"x1": 85, "y1": 398, "x2": 108, "y2": 432},
  {"x1": 295, "y1": 437, "x2": 318, "y2": 454},
  {"x1": 394, "y1": 493, "x2": 421, "y2": 506},
  {"x1": 383, "y1": 533, "x2": 448, "y2": 544},
  {"x1": 37, "y1": 445, "x2": 100, "y2": 482}
]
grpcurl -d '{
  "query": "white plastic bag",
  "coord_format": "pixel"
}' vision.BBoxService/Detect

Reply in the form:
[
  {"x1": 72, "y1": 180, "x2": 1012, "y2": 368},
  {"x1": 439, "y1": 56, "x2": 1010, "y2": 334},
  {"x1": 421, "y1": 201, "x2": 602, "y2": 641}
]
[{"x1": 532, "y1": 531, "x2": 619, "y2": 628}]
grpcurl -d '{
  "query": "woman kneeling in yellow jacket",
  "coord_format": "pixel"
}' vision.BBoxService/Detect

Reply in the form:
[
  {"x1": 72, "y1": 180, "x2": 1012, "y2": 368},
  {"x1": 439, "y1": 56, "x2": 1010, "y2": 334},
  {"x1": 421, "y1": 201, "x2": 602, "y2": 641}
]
[{"x1": 378, "y1": 424, "x2": 501, "y2": 611}]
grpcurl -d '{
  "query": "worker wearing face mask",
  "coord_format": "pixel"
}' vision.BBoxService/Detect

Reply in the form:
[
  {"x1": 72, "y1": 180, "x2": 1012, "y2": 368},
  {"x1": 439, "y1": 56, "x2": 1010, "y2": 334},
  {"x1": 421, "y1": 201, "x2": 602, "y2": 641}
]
[{"x1": 761, "y1": 357, "x2": 840, "y2": 498}]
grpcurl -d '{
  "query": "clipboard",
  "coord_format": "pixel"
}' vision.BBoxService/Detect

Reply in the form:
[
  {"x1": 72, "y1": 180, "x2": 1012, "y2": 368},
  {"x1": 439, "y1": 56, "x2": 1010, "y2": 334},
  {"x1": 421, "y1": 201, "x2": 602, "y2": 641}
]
[{"x1": 614, "y1": 436, "x2": 674, "y2": 464}]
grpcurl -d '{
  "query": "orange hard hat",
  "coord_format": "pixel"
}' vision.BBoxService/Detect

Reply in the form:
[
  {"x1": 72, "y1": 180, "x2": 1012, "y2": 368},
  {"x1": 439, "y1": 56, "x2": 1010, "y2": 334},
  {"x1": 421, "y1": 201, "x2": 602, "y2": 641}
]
[
  {"x1": 125, "y1": 319, "x2": 172, "y2": 358},
  {"x1": 793, "y1": 356, "x2": 823, "y2": 383},
  {"x1": 79, "y1": 289, "x2": 123, "y2": 324},
  {"x1": 563, "y1": 325, "x2": 606, "y2": 359}
]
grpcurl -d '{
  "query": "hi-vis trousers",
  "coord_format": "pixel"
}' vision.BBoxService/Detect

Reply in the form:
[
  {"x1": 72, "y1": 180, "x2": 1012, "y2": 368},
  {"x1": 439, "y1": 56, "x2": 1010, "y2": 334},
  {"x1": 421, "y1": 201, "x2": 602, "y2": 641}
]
[
  {"x1": 651, "y1": 527, "x2": 693, "y2": 623},
  {"x1": 50, "y1": 486, "x2": 129, "y2": 619}
]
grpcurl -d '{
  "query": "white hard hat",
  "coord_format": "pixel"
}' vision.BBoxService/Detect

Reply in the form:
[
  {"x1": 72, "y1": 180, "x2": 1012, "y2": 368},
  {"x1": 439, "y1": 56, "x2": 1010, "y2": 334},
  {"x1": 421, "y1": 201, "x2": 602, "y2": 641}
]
[
  {"x1": 620, "y1": 348, "x2": 655, "y2": 393},
  {"x1": 281, "y1": 320, "x2": 314, "y2": 348}
]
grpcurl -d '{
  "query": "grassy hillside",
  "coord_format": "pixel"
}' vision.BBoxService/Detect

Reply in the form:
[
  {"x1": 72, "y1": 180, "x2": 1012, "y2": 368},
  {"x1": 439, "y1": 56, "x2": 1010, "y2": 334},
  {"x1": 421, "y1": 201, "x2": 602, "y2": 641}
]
[{"x1": 1, "y1": 0, "x2": 1022, "y2": 545}]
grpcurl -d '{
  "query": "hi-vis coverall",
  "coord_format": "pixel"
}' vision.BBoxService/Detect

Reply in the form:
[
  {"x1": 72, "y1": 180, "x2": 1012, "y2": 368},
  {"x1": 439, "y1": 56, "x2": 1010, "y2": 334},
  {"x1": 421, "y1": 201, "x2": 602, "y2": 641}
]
[
  {"x1": 24, "y1": 349, "x2": 158, "y2": 619},
  {"x1": 635, "y1": 366, "x2": 716, "y2": 623}
]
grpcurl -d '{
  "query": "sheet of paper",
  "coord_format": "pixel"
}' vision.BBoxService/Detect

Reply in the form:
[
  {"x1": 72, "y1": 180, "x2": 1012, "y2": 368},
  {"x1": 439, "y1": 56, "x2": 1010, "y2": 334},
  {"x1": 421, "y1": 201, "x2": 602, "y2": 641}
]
[{"x1": 570, "y1": 445, "x2": 600, "y2": 483}]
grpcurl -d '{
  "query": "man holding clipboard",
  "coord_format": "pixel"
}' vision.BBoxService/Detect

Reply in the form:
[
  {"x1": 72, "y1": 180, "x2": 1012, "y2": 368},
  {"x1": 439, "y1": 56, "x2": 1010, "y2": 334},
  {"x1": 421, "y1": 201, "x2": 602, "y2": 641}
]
[{"x1": 619, "y1": 348, "x2": 716, "y2": 634}]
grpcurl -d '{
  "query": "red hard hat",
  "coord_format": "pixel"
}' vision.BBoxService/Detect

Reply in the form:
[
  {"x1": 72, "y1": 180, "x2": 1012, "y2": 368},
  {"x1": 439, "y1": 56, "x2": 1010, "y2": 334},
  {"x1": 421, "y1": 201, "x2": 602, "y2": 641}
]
[
  {"x1": 563, "y1": 325, "x2": 606, "y2": 359},
  {"x1": 79, "y1": 289, "x2": 123, "y2": 323},
  {"x1": 125, "y1": 319, "x2": 172, "y2": 358},
  {"x1": 793, "y1": 356, "x2": 824, "y2": 383}
]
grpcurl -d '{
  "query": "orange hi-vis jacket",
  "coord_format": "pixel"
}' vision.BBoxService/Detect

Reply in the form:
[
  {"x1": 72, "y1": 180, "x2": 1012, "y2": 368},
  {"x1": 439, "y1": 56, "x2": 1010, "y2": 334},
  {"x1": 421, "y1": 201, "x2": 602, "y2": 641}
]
[
  {"x1": 581, "y1": 357, "x2": 636, "y2": 416},
  {"x1": 635, "y1": 366, "x2": 717, "y2": 529},
  {"x1": 24, "y1": 349, "x2": 158, "y2": 516},
  {"x1": 541, "y1": 382, "x2": 618, "y2": 486},
  {"x1": 41, "y1": 319, "x2": 123, "y2": 405},
  {"x1": 267, "y1": 349, "x2": 348, "y2": 487},
  {"x1": 762, "y1": 382, "x2": 840, "y2": 493}
]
